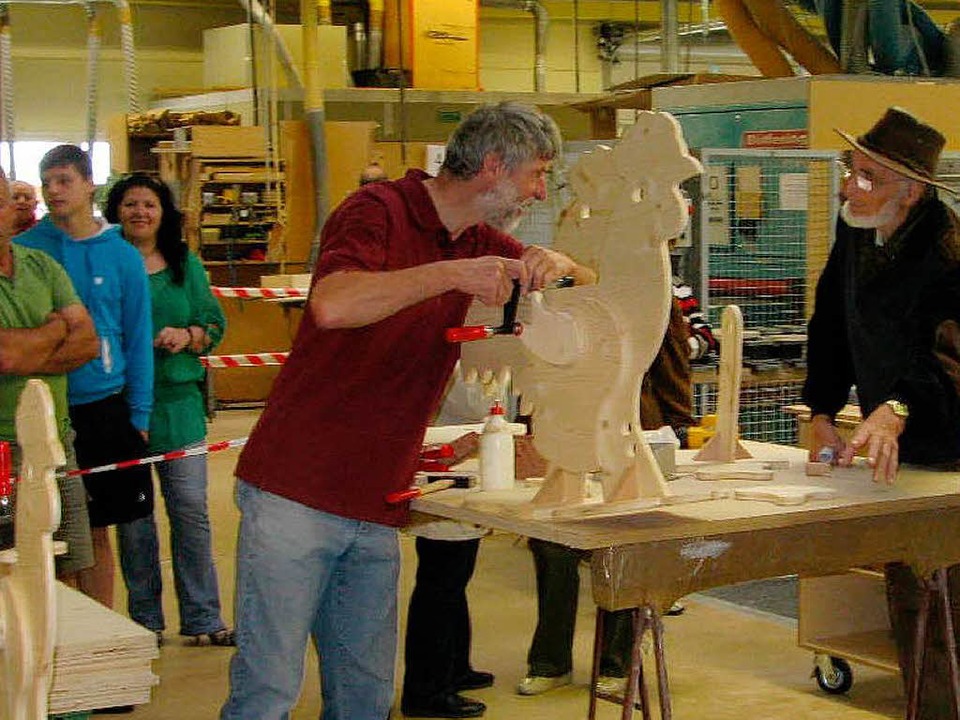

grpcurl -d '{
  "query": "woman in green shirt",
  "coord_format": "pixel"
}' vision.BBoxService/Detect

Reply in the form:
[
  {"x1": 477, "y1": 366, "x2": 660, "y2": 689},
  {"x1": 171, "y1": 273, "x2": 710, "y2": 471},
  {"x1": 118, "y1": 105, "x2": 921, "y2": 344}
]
[{"x1": 105, "y1": 174, "x2": 232, "y2": 646}]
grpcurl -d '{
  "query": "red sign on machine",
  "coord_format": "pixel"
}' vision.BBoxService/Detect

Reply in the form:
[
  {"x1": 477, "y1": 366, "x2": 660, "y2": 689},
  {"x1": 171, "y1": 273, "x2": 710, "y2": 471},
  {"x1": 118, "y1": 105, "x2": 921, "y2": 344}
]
[{"x1": 741, "y1": 129, "x2": 808, "y2": 149}]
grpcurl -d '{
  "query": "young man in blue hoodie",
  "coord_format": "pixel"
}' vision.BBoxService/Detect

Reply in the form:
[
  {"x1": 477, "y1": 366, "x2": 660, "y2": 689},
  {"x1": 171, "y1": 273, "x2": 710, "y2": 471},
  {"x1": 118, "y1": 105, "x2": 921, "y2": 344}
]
[{"x1": 16, "y1": 145, "x2": 162, "y2": 639}]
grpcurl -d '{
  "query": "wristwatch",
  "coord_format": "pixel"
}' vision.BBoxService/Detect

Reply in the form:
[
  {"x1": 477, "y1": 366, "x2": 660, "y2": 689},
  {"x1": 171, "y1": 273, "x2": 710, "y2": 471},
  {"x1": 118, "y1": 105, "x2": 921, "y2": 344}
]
[{"x1": 884, "y1": 399, "x2": 910, "y2": 420}]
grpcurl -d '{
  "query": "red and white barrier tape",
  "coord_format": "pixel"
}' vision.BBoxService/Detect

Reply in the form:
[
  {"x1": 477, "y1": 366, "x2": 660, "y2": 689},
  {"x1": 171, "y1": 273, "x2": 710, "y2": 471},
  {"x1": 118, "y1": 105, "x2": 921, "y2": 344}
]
[
  {"x1": 201, "y1": 352, "x2": 289, "y2": 368},
  {"x1": 211, "y1": 287, "x2": 308, "y2": 300},
  {"x1": 63, "y1": 437, "x2": 249, "y2": 479}
]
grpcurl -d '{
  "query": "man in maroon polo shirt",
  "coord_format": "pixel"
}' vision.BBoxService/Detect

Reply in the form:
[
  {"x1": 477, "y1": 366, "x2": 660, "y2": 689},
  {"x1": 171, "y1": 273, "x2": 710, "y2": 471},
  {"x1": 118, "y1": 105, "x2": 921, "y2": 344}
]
[{"x1": 220, "y1": 102, "x2": 594, "y2": 720}]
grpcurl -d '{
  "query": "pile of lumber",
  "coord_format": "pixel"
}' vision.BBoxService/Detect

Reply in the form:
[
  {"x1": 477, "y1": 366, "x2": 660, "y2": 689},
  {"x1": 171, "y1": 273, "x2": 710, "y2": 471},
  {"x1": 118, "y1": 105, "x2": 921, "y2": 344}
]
[{"x1": 48, "y1": 584, "x2": 158, "y2": 715}]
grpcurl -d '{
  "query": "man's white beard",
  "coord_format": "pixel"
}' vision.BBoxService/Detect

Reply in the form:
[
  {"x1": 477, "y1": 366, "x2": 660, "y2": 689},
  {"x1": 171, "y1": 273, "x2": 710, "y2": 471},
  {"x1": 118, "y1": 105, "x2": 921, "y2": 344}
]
[
  {"x1": 840, "y1": 196, "x2": 900, "y2": 230},
  {"x1": 490, "y1": 208, "x2": 524, "y2": 234},
  {"x1": 479, "y1": 179, "x2": 525, "y2": 232}
]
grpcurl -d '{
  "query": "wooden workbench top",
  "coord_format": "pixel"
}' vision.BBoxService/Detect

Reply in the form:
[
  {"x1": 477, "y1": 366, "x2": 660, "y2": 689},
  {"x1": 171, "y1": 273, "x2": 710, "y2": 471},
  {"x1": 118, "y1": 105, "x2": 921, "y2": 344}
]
[{"x1": 412, "y1": 441, "x2": 960, "y2": 551}]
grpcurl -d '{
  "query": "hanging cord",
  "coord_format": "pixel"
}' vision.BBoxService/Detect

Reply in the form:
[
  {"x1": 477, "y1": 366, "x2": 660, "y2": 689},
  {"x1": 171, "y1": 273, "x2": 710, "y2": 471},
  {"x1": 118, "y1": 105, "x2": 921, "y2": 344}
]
[
  {"x1": 0, "y1": 4, "x2": 14, "y2": 178},
  {"x1": 115, "y1": 0, "x2": 141, "y2": 113},
  {"x1": 84, "y1": 2, "x2": 100, "y2": 153}
]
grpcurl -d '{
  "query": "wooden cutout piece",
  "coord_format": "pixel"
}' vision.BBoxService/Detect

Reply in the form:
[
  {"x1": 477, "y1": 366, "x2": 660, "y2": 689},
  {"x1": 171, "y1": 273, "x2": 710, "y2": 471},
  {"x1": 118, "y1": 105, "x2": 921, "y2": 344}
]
[
  {"x1": 694, "y1": 305, "x2": 753, "y2": 462},
  {"x1": 734, "y1": 484, "x2": 838, "y2": 506},
  {"x1": 1, "y1": 380, "x2": 63, "y2": 720},
  {"x1": 805, "y1": 461, "x2": 832, "y2": 477},
  {"x1": 535, "y1": 488, "x2": 728, "y2": 522},
  {"x1": 695, "y1": 469, "x2": 774, "y2": 482}
]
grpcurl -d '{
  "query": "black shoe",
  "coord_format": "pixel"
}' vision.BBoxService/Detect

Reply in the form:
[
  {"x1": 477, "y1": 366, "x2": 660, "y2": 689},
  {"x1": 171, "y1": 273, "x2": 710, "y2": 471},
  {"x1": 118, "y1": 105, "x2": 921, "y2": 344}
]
[
  {"x1": 401, "y1": 692, "x2": 486, "y2": 718},
  {"x1": 455, "y1": 669, "x2": 494, "y2": 691},
  {"x1": 665, "y1": 601, "x2": 685, "y2": 616}
]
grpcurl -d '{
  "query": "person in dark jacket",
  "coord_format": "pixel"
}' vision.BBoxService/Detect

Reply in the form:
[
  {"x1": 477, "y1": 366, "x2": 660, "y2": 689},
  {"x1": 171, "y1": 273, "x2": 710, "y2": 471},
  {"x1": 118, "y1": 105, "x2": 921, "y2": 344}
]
[{"x1": 803, "y1": 106, "x2": 960, "y2": 719}]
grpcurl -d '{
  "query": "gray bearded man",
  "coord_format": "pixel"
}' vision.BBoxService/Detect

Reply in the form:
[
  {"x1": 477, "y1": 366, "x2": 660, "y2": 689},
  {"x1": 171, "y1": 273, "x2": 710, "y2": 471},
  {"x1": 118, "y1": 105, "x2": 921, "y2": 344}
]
[{"x1": 804, "y1": 106, "x2": 960, "y2": 719}]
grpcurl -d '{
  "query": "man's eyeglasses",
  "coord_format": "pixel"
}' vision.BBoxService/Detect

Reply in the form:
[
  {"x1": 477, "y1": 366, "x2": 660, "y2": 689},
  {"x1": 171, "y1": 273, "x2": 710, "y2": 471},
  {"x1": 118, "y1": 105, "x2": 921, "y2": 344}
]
[{"x1": 838, "y1": 161, "x2": 905, "y2": 194}]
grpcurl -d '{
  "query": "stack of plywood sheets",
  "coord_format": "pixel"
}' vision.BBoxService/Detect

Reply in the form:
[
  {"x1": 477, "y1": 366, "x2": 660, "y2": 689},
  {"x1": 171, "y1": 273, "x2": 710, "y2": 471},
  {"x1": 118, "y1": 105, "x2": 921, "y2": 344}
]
[{"x1": 48, "y1": 583, "x2": 159, "y2": 715}]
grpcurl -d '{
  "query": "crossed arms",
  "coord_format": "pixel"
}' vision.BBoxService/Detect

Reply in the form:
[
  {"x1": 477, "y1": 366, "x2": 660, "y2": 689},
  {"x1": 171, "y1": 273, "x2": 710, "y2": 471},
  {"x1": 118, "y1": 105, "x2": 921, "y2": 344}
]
[{"x1": 0, "y1": 303, "x2": 99, "y2": 376}]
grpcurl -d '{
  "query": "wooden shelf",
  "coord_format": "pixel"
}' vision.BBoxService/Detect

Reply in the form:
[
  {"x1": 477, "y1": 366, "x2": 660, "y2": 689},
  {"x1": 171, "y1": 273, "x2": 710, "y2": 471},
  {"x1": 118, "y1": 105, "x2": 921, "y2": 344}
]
[
  {"x1": 201, "y1": 218, "x2": 275, "y2": 227},
  {"x1": 185, "y1": 152, "x2": 286, "y2": 266}
]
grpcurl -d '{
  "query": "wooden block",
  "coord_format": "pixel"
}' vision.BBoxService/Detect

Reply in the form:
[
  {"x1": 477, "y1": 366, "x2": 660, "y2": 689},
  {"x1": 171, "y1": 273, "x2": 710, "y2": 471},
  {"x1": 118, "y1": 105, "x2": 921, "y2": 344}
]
[
  {"x1": 806, "y1": 461, "x2": 832, "y2": 476},
  {"x1": 190, "y1": 125, "x2": 267, "y2": 158}
]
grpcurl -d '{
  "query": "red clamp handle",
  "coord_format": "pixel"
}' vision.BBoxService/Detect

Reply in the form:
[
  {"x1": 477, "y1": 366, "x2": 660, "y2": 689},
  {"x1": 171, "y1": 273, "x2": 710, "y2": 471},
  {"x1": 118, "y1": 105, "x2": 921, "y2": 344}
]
[
  {"x1": 421, "y1": 444, "x2": 455, "y2": 460},
  {"x1": 445, "y1": 326, "x2": 493, "y2": 343},
  {"x1": 0, "y1": 441, "x2": 10, "y2": 497},
  {"x1": 385, "y1": 487, "x2": 421, "y2": 504}
]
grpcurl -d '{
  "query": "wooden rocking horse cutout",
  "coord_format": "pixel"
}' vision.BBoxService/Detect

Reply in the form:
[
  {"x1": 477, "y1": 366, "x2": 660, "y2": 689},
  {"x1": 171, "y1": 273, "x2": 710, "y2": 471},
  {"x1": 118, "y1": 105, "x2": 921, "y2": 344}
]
[
  {"x1": 461, "y1": 111, "x2": 730, "y2": 518},
  {"x1": 0, "y1": 380, "x2": 62, "y2": 720}
]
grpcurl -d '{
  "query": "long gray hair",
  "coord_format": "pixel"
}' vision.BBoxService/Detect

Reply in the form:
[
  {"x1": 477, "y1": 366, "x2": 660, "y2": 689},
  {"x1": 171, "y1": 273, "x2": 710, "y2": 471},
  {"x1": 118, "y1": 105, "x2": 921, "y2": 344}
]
[{"x1": 440, "y1": 102, "x2": 562, "y2": 180}]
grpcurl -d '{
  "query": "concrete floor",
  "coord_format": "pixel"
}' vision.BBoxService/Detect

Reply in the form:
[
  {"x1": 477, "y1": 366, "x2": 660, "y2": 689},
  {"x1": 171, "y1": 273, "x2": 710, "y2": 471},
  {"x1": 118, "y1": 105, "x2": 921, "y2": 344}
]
[{"x1": 111, "y1": 409, "x2": 905, "y2": 719}]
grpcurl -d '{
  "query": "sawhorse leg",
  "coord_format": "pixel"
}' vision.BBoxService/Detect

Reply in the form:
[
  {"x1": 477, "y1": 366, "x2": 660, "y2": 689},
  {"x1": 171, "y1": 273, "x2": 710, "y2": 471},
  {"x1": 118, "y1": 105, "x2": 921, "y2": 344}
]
[
  {"x1": 588, "y1": 606, "x2": 671, "y2": 720},
  {"x1": 906, "y1": 567, "x2": 960, "y2": 720}
]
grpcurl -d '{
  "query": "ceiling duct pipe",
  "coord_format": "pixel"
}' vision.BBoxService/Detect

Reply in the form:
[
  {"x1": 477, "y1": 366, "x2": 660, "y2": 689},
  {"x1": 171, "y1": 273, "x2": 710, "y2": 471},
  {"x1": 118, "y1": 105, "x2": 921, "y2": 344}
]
[
  {"x1": 317, "y1": 0, "x2": 331, "y2": 24},
  {"x1": 481, "y1": 0, "x2": 548, "y2": 92},
  {"x1": 303, "y1": 0, "x2": 329, "y2": 265},
  {"x1": 661, "y1": 0, "x2": 679, "y2": 72},
  {"x1": 235, "y1": 0, "x2": 304, "y2": 91}
]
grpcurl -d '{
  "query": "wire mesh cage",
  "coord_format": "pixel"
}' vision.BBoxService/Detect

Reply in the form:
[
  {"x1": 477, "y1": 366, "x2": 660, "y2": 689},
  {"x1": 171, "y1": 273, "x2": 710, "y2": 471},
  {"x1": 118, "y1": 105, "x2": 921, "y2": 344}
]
[{"x1": 692, "y1": 150, "x2": 960, "y2": 446}]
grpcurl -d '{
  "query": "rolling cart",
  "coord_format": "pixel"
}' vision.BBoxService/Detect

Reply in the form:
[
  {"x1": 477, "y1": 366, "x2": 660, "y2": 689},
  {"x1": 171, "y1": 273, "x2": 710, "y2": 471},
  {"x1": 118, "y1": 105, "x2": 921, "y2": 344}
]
[{"x1": 798, "y1": 568, "x2": 899, "y2": 694}]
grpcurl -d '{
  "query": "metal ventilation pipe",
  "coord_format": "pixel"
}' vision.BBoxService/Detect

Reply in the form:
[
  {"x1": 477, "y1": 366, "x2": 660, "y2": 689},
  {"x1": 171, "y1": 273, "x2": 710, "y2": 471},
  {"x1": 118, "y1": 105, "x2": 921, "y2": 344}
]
[
  {"x1": 235, "y1": 0, "x2": 304, "y2": 91},
  {"x1": 480, "y1": 0, "x2": 548, "y2": 92},
  {"x1": 302, "y1": 0, "x2": 329, "y2": 265},
  {"x1": 317, "y1": 0, "x2": 331, "y2": 25},
  {"x1": 661, "y1": 0, "x2": 679, "y2": 73},
  {"x1": 367, "y1": 0, "x2": 384, "y2": 71},
  {"x1": 840, "y1": 0, "x2": 869, "y2": 73}
]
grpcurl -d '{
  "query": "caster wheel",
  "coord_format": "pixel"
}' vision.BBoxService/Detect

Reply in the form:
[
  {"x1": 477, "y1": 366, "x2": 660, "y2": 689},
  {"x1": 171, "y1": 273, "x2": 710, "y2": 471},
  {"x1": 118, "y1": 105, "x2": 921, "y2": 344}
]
[{"x1": 814, "y1": 656, "x2": 853, "y2": 695}]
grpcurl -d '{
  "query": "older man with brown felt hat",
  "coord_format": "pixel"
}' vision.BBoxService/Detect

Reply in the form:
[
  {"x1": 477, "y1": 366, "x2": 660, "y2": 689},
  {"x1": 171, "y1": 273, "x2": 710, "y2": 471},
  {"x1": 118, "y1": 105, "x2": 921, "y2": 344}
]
[{"x1": 804, "y1": 106, "x2": 960, "y2": 718}]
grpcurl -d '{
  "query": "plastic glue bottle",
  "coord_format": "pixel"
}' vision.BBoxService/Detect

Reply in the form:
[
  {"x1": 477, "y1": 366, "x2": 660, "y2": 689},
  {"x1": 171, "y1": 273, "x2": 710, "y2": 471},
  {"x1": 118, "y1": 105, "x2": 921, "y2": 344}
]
[{"x1": 480, "y1": 400, "x2": 515, "y2": 491}]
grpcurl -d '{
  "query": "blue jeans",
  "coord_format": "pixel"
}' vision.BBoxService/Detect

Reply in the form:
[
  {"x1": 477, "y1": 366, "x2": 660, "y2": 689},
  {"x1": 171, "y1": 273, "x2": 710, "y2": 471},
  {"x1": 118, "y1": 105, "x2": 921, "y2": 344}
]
[
  {"x1": 156, "y1": 446, "x2": 226, "y2": 635},
  {"x1": 117, "y1": 512, "x2": 164, "y2": 631},
  {"x1": 221, "y1": 480, "x2": 400, "y2": 720}
]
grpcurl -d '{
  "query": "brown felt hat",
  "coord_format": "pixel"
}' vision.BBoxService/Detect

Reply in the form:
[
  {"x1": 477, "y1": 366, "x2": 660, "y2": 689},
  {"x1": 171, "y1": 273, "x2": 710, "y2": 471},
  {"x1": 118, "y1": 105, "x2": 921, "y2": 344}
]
[{"x1": 835, "y1": 106, "x2": 954, "y2": 193}]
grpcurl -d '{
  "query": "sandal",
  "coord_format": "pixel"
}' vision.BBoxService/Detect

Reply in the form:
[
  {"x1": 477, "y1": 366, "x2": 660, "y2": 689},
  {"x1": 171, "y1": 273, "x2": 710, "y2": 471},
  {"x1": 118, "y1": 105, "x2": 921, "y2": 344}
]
[{"x1": 187, "y1": 628, "x2": 235, "y2": 647}]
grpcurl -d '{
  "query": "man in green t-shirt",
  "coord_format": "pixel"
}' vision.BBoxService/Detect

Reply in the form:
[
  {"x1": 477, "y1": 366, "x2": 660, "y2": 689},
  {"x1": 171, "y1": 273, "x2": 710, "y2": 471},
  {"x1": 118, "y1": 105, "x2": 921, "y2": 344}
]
[{"x1": 0, "y1": 170, "x2": 98, "y2": 583}]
